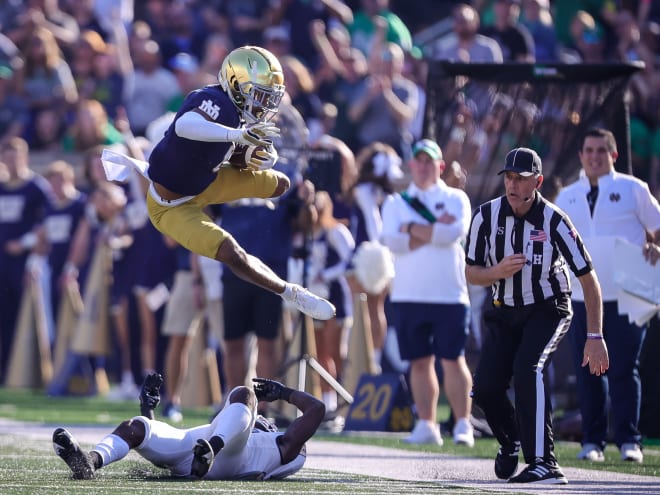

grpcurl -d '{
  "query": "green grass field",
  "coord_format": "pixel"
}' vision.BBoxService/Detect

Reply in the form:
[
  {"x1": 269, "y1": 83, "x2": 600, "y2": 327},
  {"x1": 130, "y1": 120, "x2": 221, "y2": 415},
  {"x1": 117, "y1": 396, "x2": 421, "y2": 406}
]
[{"x1": 0, "y1": 388, "x2": 658, "y2": 495}]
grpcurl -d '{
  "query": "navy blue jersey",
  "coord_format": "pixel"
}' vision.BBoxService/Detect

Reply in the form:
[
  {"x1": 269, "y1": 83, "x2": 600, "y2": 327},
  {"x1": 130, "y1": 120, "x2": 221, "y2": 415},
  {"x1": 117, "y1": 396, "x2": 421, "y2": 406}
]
[
  {"x1": 44, "y1": 192, "x2": 87, "y2": 277},
  {"x1": 218, "y1": 191, "x2": 302, "y2": 281},
  {"x1": 148, "y1": 85, "x2": 241, "y2": 196},
  {"x1": 133, "y1": 222, "x2": 178, "y2": 290},
  {"x1": 0, "y1": 174, "x2": 52, "y2": 369},
  {"x1": 0, "y1": 175, "x2": 52, "y2": 246}
]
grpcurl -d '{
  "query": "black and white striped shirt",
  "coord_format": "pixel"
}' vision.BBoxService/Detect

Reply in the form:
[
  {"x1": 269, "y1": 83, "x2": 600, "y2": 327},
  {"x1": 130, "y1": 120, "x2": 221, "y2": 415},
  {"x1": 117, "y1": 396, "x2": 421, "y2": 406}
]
[{"x1": 465, "y1": 193, "x2": 593, "y2": 307}]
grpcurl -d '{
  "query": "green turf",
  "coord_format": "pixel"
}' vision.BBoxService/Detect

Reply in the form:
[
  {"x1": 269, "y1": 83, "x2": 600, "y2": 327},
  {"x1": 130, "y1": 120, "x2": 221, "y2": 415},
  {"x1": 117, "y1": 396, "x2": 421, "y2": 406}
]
[
  {"x1": 0, "y1": 388, "x2": 214, "y2": 427},
  {"x1": 0, "y1": 437, "x2": 496, "y2": 495},
  {"x1": 0, "y1": 450, "x2": 491, "y2": 495},
  {"x1": 0, "y1": 386, "x2": 658, "y2": 490}
]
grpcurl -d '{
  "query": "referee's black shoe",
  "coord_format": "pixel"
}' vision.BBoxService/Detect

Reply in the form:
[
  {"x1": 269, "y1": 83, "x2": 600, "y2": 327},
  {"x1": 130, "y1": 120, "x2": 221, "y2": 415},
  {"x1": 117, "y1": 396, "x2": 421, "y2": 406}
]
[
  {"x1": 508, "y1": 458, "x2": 568, "y2": 485},
  {"x1": 494, "y1": 441, "x2": 520, "y2": 479}
]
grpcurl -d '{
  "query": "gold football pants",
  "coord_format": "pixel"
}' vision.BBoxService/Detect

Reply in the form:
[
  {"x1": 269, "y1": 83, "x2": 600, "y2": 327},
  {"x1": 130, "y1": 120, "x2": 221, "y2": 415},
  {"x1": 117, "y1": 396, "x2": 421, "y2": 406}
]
[{"x1": 147, "y1": 167, "x2": 279, "y2": 259}]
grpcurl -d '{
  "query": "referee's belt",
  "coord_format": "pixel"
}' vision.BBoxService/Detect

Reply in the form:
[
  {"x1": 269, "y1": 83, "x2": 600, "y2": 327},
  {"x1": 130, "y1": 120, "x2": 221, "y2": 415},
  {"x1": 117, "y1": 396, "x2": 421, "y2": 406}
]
[
  {"x1": 493, "y1": 299, "x2": 519, "y2": 309},
  {"x1": 493, "y1": 298, "x2": 558, "y2": 309}
]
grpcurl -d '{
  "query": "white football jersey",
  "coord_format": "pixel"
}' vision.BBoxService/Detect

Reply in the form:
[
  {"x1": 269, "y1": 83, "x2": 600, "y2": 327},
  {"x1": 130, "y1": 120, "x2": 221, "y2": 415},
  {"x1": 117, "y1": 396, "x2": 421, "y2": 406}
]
[
  {"x1": 208, "y1": 430, "x2": 306, "y2": 480},
  {"x1": 133, "y1": 417, "x2": 305, "y2": 480}
]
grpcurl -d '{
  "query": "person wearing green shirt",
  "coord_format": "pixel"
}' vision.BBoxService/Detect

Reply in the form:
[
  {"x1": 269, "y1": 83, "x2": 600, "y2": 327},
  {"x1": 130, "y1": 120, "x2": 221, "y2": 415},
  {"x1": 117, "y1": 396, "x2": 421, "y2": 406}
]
[{"x1": 348, "y1": 0, "x2": 413, "y2": 57}]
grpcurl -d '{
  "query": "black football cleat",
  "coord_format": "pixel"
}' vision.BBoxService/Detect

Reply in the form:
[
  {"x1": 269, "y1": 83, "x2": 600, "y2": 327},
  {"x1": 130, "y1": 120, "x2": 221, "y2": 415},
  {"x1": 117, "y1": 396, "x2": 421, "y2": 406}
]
[
  {"x1": 190, "y1": 438, "x2": 214, "y2": 478},
  {"x1": 52, "y1": 428, "x2": 95, "y2": 480},
  {"x1": 494, "y1": 441, "x2": 520, "y2": 480},
  {"x1": 139, "y1": 372, "x2": 163, "y2": 418}
]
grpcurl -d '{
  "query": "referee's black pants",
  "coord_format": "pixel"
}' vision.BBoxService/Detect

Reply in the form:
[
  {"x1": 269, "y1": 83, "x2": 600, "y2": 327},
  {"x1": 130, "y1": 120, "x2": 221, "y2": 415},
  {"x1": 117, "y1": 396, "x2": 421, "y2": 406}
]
[{"x1": 472, "y1": 296, "x2": 572, "y2": 464}]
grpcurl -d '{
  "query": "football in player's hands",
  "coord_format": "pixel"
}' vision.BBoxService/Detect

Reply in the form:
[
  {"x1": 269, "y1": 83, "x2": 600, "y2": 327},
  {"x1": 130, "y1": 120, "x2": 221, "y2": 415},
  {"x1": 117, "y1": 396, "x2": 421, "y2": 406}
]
[
  {"x1": 229, "y1": 142, "x2": 277, "y2": 171},
  {"x1": 229, "y1": 144, "x2": 257, "y2": 169}
]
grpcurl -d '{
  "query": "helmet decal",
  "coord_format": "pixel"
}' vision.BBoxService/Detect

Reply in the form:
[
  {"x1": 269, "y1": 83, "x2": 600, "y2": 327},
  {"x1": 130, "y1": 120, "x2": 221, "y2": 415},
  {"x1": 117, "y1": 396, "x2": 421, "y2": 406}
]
[{"x1": 218, "y1": 46, "x2": 285, "y2": 124}]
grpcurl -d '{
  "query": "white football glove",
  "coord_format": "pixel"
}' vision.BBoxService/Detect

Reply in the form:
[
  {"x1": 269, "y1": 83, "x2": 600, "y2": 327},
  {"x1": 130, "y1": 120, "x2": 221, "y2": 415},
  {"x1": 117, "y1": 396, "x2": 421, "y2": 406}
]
[
  {"x1": 229, "y1": 122, "x2": 280, "y2": 148},
  {"x1": 246, "y1": 143, "x2": 278, "y2": 171}
]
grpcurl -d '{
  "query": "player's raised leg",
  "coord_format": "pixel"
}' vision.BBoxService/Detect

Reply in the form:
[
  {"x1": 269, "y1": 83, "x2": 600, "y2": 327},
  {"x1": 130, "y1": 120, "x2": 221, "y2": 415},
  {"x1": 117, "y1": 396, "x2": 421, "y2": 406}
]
[{"x1": 216, "y1": 236, "x2": 335, "y2": 320}]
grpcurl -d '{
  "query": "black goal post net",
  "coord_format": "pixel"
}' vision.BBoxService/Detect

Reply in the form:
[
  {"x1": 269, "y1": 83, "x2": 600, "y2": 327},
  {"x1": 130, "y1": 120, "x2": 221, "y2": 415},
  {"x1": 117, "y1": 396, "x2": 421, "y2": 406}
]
[{"x1": 422, "y1": 61, "x2": 644, "y2": 205}]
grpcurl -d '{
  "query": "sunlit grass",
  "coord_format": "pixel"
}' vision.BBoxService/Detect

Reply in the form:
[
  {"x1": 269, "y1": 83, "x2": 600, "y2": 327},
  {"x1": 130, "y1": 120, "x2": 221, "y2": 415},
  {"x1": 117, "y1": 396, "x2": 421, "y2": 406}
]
[{"x1": 1, "y1": 387, "x2": 658, "y2": 482}]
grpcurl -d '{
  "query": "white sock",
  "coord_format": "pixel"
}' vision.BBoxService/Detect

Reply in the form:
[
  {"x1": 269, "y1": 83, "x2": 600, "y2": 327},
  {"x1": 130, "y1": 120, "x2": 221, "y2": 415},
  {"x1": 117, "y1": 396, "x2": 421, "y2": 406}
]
[
  {"x1": 420, "y1": 419, "x2": 437, "y2": 430},
  {"x1": 92, "y1": 434, "x2": 130, "y2": 467},
  {"x1": 121, "y1": 370, "x2": 134, "y2": 385},
  {"x1": 454, "y1": 417, "x2": 473, "y2": 431},
  {"x1": 322, "y1": 391, "x2": 337, "y2": 412}
]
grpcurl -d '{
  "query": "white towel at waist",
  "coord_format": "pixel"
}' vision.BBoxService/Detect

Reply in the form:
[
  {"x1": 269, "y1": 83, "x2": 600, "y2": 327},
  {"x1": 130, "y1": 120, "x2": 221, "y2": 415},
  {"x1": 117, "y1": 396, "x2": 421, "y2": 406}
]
[{"x1": 101, "y1": 148, "x2": 150, "y2": 182}]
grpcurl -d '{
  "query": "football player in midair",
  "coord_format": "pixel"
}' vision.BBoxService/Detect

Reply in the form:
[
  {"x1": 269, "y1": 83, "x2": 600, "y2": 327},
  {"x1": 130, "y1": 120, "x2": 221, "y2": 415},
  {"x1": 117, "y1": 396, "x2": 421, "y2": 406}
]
[{"x1": 104, "y1": 46, "x2": 335, "y2": 320}]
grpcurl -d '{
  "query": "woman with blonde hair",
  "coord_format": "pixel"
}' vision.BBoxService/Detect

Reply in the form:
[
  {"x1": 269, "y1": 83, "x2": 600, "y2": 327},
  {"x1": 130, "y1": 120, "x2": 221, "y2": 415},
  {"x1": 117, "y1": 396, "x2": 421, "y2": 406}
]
[
  {"x1": 62, "y1": 99, "x2": 123, "y2": 152},
  {"x1": 21, "y1": 26, "x2": 78, "y2": 118}
]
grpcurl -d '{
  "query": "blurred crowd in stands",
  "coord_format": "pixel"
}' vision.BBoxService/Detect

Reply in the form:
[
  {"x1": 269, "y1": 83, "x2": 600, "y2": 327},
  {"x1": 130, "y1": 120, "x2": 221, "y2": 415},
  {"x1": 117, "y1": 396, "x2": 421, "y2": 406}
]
[{"x1": 0, "y1": 0, "x2": 659, "y2": 429}]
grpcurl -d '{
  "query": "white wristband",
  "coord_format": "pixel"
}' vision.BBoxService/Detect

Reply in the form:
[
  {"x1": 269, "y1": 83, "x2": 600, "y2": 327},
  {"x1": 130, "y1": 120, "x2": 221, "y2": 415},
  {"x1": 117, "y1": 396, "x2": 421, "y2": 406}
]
[
  {"x1": 64, "y1": 262, "x2": 79, "y2": 277},
  {"x1": 26, "y1": 254, "x2": 46, "y2": 273},
  {"x1": 225, "y1": 128, "x2": 243, "y2": 142},
  {"x1": 20, "y1": 232, "x2": 38, "y2": 248}
]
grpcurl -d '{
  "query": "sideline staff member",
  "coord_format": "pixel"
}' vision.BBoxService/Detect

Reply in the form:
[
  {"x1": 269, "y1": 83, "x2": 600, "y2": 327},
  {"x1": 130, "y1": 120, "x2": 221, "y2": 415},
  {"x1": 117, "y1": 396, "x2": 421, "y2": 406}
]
[
  {"x1": 556, "y1": 128, "x2": 660, "y2": 464},
  {"x1": 464, "y1": 147, "x2": 609, "y2": 485}
]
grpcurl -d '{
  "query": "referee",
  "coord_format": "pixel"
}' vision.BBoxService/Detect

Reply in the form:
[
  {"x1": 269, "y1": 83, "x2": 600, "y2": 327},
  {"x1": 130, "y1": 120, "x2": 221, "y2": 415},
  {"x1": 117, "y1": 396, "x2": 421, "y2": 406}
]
[{"x1": 464, "y1": 147, "x2": 609, "y2": 485}]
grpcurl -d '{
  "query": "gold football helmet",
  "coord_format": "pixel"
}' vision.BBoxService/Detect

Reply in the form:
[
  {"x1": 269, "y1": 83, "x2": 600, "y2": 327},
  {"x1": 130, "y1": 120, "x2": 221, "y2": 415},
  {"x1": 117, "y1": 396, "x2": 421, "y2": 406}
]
[{"x1": 218, "y1": 46, "x2": 285, "y2": 123}]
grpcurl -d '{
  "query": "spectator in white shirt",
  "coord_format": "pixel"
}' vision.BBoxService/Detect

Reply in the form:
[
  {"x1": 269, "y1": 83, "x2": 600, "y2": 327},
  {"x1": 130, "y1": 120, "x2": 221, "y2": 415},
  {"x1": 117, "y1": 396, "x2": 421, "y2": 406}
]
[
  {"x1": 555, "y1": 127, "x2": 660, "y2": 464},
  {"x1": 381, "y1": 139, "x2": 474, "y2": 447}
]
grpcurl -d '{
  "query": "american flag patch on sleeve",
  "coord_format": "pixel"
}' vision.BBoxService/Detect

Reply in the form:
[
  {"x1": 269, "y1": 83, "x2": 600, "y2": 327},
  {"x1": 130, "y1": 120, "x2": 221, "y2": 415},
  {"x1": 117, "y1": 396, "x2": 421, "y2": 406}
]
[{"x1": 530, "y1": 229, "x2": 547, "y2": 241}]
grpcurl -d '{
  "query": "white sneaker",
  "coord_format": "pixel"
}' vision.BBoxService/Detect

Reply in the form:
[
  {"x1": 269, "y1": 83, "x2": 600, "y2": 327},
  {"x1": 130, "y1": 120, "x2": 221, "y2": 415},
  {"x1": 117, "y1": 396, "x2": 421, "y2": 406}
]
[
  {"x1": 106, "y1": 379, "x2": 139, "y2": 401},
  {"x1": 403, "y1": 420, "x2": 443, "y2": 445},
  {"x1": 620, "y1": 443, "x2": 643, "y2": 463},
  {"x1": 453, "y1": 417, "x2": 475, "y2": 447},
  {"x1": 577, "y1": 443, "x2": 604, "y2": 461},
  {"x1": 283, "y1": 284, "x2": 336, "y2": 320},
  {"x1": 163, "y1": 403, "x2": 183, "y2": 423}
]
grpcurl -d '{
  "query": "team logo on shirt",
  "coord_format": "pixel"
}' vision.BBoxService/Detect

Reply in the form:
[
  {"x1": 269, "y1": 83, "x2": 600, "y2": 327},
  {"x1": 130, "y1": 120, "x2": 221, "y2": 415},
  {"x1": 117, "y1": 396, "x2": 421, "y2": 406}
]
[
  {"x1": 199, "y1": 99, "x2": 220, "y2": 120},
  {"x1": 609, "y1": 192, "x2": 621, "y2": 202},
  {"x1": 0, "y1": 195, "x2": 26, "y2": 222}
]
